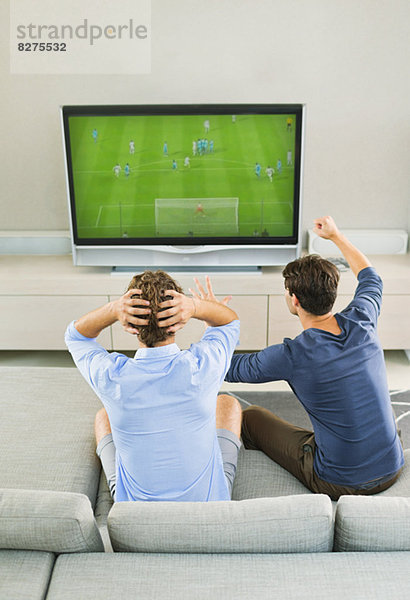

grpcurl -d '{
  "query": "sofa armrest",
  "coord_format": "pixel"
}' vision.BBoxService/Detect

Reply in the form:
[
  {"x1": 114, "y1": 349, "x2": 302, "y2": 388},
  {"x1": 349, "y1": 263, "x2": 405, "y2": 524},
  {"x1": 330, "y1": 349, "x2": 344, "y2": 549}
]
[
  {"x1": 0, "y1": 489, "x2": 104, "y2": 553},
  {"x1": 334, "y1": 495, "x2": 410, "y2": 551}
]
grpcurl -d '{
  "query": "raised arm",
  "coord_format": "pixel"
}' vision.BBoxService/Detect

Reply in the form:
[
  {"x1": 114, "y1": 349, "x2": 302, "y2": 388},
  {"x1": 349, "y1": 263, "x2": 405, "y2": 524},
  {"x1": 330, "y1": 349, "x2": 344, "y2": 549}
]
[
  {"x1": 74, "y1": 289, "x2": 151, "y2": 338},
  {"x1": 313, "y1": 216, "x2": 371, "y2": 278},
  {"x1": 157, "y1": 276, "x2": 237, "y2": 332}
]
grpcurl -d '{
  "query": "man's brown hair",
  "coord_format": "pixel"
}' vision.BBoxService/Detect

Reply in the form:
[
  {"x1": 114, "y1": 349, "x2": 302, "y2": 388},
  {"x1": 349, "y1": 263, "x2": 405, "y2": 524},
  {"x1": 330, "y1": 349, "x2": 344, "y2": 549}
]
[
  {"x1": 282, "y1": 254, "x2": 340, "y2": 315},
  {"x1": 127, "y1": 270, "x2": 183, "y2": 347}
]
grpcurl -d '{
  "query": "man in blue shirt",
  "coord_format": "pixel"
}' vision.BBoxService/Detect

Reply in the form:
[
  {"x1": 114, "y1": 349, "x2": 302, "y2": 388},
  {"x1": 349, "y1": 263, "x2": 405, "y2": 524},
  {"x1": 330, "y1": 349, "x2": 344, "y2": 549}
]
[
  {"x1": 65, "y1": 271, "x2": 241, "y2": 503},
  {"x1": 225, "y1": 216, "x2": 404, "y2": 500}
]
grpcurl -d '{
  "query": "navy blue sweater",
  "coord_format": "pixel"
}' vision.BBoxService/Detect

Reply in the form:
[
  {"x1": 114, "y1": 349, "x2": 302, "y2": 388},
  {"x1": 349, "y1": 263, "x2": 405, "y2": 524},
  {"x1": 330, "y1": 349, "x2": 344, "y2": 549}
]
[{"x1": 226, "y1": 267, "x2": 404, "y2": 486}]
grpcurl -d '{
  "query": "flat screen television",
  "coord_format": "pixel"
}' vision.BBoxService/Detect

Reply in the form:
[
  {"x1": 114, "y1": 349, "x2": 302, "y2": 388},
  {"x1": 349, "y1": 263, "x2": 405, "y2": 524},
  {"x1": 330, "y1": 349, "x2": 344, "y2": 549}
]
[{"x1": 61, "y1": 103, "x2": 305, "y2": 270}]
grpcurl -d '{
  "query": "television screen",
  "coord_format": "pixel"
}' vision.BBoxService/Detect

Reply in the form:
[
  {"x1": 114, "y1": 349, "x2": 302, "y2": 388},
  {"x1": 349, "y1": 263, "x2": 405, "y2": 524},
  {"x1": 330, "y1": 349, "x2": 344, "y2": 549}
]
[{"x1": 62, "y1": 104, "x2": 303, "y2": 248}]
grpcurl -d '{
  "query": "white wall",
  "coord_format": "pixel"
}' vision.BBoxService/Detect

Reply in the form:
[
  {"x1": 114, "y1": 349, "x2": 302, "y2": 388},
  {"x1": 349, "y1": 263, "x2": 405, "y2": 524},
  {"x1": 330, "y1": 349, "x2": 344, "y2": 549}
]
[{"x1": 1, "y1": 0, "x2": 409, "y2": 240}]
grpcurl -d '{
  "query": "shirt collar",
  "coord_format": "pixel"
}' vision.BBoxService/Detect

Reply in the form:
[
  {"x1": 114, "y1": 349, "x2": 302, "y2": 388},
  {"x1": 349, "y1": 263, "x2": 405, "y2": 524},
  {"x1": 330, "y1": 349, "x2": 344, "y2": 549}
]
[{"x1": 134, "y1": 343, "x2": 181, "y2": 359}]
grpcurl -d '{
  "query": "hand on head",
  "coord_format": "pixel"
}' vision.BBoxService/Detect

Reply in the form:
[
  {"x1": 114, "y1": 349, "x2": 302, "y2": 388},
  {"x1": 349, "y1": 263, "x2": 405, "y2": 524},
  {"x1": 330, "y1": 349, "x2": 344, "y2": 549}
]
[
  {"x1": 157, "y1": 276, "x2": 232, "y2": 334},
  {"x1": 116, "y1": 288, "x2": 150, "y2": 335},
  {"x1": 154, "y1": 289, "x2": 194, "y2": 334}
]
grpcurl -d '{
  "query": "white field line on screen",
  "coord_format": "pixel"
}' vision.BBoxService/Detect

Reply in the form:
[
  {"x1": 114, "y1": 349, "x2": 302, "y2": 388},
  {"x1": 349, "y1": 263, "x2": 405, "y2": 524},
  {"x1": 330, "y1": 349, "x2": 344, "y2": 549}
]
[
  {"x1": 96, "y1": 206, "x2": 103, "y2": 227},
  {"x1": 94, "y1": 203, "x2": 154, "y2": 225},
  {"x1": 76, "y1": 161, "x2": 295, "y2": 175},
  {"x1": 240, "y1": 220, "x2": 290, "y2": 224},
  {"x1": 76, "y1": 158, "x2": 265, "y2": 172},
  {"x1": 81, "y1": 166, "x2": 260, "y2": 174},
  {"x1": 87, "y1": 224, "x2": 291, "y2": 230}
]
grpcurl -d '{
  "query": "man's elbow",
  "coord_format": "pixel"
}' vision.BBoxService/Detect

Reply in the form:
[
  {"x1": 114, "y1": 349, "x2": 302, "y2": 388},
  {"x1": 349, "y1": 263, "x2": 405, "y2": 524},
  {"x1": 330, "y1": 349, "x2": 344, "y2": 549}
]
[{"x1": 228, "y1": 311, "x2": 239, "y2": 322}]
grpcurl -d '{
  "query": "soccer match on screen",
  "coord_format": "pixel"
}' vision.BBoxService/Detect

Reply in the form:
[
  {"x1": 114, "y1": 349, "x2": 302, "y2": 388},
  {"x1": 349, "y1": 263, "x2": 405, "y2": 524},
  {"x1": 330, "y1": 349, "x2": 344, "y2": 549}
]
[{"x1": 68, "y1": 113, "x2": 297, "y2": 240}]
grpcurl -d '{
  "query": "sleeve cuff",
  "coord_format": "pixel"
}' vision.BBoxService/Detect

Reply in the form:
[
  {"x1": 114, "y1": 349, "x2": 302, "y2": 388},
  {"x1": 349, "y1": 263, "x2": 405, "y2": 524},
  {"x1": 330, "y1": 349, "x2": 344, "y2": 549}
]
[
  {"x1": 357, "y1": 266, "x2": 377, "y2": 280},
  {"x1": 65, "y1": 320, "x2": 97, "y2": 342}
]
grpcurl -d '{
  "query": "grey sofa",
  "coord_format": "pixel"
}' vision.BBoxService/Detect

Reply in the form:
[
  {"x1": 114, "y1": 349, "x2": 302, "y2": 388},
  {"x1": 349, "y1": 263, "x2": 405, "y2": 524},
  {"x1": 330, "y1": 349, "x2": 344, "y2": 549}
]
[{"x1": 1, "y1": 366, "x2": 410, "y2": 600}]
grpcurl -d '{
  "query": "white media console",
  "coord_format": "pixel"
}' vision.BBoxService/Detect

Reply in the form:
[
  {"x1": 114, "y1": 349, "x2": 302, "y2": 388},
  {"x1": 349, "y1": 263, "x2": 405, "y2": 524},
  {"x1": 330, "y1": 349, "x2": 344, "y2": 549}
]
[{"x1": 0, "y1": 254, "x2": 409, "y2": 357}]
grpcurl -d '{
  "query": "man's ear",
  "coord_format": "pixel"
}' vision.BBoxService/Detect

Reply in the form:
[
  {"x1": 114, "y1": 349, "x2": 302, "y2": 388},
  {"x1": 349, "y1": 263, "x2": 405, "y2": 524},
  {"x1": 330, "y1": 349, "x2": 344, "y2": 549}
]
[{"x1": 291, "y1": 293, "x2": 301, "y2": 309}]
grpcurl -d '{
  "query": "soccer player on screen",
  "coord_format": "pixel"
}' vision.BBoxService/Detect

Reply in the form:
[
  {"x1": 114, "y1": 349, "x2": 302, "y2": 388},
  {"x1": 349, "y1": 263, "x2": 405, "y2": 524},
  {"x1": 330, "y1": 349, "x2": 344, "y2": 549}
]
[
  {"x1": 195, "y1": 203, "x2": 205, "y2": 216},
  {"x1": 209, "y1": 140, "x2": 214, "y2": 153},
  {"x1": 124, "y1": 163, "x2": 130, "y2": 177},
  {"x1": 255, "y1": 163, "x2": 261, "y2": 178},
  {"x1": 172, "y1": 159, "x2": 177, "y2": 170},
  {"x1": 287, "y1": 117, "x2": 293, "y2": 132},
  {"x1": 266, "y1": 166, "x2": 274, "y2": 182},
  {"x1": 204, "y1": 119, "x2": 210, "y2": 133},
  {"x1": 192, "y1": 140, "x2": 197, "y2": 156},
  {"x1": 184, "y1": 156, "x2": 190, "y2": 168},
  {"x1": 129, "y1": 140, "x2": 135, "y2": 154},
  {"x1": 113, "y1": 164, "x2": 121, "y2": 178},
  {"x1": 163, "y1": 142, "x2": 168, "y2": 156},
  {"x1": 276, "y1": 159, "x2": 282, "y2": 174},
  {"x1": 92, "y1": 129, "x2": 98, "y2": 143},
  {"x1": 287, "y1": 150, "x2": 293, "y2": 166}
]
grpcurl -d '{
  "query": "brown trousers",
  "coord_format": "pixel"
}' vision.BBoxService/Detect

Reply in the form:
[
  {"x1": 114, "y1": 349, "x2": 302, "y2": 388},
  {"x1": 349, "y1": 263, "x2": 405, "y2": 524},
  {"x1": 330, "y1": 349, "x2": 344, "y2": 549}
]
[{"x1": 241, "y1": 405, "x2": 401, "y2": 501}]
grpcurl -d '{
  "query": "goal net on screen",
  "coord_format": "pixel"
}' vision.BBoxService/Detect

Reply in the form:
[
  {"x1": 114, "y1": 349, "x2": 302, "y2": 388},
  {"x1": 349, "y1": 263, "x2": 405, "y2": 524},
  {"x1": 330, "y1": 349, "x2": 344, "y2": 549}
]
[{"x1": 154, "y1": 197, "x2": 239, "y2": 237}]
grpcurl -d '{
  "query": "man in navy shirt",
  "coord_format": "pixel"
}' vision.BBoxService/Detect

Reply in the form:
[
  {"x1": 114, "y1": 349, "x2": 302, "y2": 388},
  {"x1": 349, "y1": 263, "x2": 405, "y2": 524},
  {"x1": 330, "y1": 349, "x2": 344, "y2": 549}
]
[{"x1": 225, "y1": 216, "x2": 404, "y2": 500}]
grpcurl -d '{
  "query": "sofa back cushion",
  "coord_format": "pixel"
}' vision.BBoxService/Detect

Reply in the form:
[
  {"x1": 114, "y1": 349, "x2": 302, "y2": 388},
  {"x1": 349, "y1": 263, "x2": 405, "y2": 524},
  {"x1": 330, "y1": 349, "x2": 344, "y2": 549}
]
[
  {"x1": 0, "y1": 489, "x2": 104, "y2": 553},
  {"x1": 108, "y1": 494, "x2": 333, "y2": 553},
  {"x1": 0, "y1": 367, "x2": 101, "y2": 506},
  {"x1": 334, "y1": 495, "x2": 410, "y2": 551}
]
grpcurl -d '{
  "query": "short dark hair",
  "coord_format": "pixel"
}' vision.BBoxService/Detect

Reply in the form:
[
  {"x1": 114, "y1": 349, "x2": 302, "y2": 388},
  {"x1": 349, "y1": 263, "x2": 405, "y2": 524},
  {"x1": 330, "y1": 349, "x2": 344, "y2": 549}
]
[
  {"x1": 282, "y1": 255, "x2": 340, "y2": 315},
  {"x1": 127, "y1": 270, "x2": 183, "y2": 347}
]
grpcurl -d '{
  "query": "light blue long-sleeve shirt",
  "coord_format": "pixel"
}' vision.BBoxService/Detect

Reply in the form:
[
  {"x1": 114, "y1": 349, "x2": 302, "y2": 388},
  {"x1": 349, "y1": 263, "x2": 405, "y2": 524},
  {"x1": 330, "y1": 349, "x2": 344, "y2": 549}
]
[{"x1": 65, "y1": 319, "x2": 240, "y2": 502}]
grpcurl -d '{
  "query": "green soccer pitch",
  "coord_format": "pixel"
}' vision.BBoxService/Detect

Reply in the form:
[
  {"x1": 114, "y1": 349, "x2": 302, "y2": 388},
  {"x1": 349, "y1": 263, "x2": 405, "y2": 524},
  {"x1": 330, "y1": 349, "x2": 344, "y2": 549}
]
[{"x1": 68, "y1": 113, "x2": 296, "y2": 239}]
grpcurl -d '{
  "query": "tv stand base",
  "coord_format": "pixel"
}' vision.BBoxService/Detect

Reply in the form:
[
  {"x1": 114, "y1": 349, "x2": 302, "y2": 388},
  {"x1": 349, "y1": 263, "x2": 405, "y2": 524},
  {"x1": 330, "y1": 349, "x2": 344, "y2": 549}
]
[{"x1": 111, "y1": 266, "x2": 262, "y2": 276}]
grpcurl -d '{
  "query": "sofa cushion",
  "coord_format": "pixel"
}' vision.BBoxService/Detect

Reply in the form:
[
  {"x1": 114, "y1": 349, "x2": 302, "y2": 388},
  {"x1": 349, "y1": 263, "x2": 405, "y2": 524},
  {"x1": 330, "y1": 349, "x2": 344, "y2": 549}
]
[
  {"x1": 107, "y1": 494, "x2": 333, "y2": 553},
  {"x1": 46, "y1": 552, "x2": 410, "y2": 600},
  {"x1": 0, "y1": 489, "x2": 104, "y2": 553},
  {"x1": 0, "y1": 366, "x2": 101, "y2": 506},
  {"x1": 232, "y1": 447, "x2": 312, "y2": 499},
  {"x1": 334, "y1": 495, "x2": 410, "y2": 552},
  {"x1": 0, "y1": 550, "x2": 55, "y2": 600}
]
